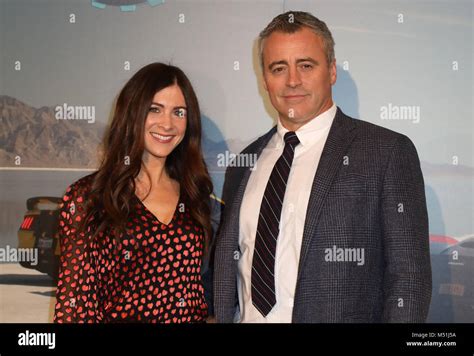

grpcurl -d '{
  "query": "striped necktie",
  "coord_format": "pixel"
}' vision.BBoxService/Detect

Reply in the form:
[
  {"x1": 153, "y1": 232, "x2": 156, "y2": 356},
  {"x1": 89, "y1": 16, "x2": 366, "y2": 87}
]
[{"x1": 251, "y1": 131, "x2": 300, "y2": 317}]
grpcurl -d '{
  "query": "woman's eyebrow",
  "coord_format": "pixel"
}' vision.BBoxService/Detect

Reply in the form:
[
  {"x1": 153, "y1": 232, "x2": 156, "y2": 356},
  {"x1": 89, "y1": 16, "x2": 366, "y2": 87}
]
[
  {"x1": 150, "y1": 102, "x2": 164, "y2": 107},
  {"x1": 150, "y1": 102, "x2": 187, "y2": 110}
]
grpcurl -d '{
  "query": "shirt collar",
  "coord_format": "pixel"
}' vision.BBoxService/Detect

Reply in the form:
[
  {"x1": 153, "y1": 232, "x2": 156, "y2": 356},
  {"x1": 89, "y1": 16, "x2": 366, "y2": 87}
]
[{"x1": 276, "y1": 103, "x2": 337, "y2": 148}]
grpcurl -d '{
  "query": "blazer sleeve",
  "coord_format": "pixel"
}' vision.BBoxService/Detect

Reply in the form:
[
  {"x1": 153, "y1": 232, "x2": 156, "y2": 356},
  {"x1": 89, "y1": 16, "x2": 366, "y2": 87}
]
[
  {"x1": 201, "y1": 195, "x2": 223, "y2": 317},
  {"x1": 381, "y1": 135, "x2": 432, "y2": 322},
  {"x1": 53, "y1": 182, "x2": 98, "y2": 323}
]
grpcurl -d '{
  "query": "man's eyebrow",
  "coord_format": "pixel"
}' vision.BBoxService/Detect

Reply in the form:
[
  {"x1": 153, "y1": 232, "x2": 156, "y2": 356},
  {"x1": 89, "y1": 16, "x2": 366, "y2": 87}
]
[
  {"x1": 267, "y1": 57, "x2": 319, "y2": 70},
  {"x1": 268, "y1": 60, "x2": 288, "y2": 71},
  {"x1": 296, "y1": 57, "x2": 319, "y2": 65}
]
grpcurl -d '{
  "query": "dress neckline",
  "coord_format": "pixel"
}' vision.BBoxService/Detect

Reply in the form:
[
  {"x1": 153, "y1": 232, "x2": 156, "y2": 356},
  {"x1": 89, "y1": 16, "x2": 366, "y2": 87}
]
[{"x1": 134, "y1": 193, "x2": 181, "y2": 226}]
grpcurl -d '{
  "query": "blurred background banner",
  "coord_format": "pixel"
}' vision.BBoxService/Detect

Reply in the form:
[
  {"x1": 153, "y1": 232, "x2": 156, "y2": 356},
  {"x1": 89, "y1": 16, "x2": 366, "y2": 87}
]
[{"x1": 0, "y1": 0, "x2": 472, "y2": 323}]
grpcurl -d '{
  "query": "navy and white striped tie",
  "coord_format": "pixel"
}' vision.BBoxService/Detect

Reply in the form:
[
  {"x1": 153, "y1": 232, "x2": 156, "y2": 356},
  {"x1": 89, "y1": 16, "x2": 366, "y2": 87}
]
[{"x1": 251, "y1": 131, "x2": 300, "y2": 317}]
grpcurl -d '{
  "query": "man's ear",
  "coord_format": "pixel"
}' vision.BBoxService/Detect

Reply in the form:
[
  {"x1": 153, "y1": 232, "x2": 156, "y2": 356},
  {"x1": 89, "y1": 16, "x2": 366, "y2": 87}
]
[
  {"x1": 330, "y1": 59, "x2": 337, "y2": 85},
  {"x1": 262, "y1": 68, "x2": 269, "y2": 92}
]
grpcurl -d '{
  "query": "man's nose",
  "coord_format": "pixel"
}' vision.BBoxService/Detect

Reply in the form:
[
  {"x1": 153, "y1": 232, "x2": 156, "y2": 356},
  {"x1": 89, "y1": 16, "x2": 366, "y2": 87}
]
[{"x1": 286, "y1": 66, "x2": 302, "y2": 88}]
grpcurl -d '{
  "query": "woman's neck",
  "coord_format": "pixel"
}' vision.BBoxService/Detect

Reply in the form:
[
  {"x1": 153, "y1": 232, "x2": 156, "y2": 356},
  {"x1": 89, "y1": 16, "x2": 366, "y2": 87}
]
[{"x1": 136, "y1": 154, "x2": 178, "y2": 198}]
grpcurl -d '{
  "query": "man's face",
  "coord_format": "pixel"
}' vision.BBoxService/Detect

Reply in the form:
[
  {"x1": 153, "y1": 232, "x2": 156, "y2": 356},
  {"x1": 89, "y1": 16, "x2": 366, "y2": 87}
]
[{"x1": 262, "y1": 27, "x2": 337, "y2": 131}]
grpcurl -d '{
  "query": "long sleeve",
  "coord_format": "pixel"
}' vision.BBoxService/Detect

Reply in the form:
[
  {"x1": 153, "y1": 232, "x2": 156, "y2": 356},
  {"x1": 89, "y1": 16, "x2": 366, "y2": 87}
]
[
  {"x1": 201, "y1": 195, "x2": 224, "y2": 317},
  {"x1": 381, "y1": 135, "x2": 432, "y2": 322},
  {"x1": 53, "y1": 181, "x2": 99, "y2": 323}
]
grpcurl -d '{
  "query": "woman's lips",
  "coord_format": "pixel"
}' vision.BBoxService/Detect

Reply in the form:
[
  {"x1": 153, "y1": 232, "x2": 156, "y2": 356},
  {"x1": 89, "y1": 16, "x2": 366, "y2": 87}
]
[{"x1": 150, "y1": 132, "x2": 174, "y2": 143}]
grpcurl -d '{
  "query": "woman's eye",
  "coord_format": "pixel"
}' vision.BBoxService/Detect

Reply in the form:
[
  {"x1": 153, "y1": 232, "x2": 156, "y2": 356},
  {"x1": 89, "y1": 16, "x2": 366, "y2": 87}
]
[
  {"x1": 175, "y1": 109, "x2": 187, "y2": 118},
  {"x1": 149, "y1": 107, "x2": 160, "y2": 113}
]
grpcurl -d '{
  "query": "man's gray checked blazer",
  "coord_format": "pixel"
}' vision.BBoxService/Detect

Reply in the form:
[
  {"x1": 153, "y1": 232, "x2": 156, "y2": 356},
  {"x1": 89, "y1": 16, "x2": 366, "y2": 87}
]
[{"x1": 213, "y1": 107, "x2": 432, "y2": 323}]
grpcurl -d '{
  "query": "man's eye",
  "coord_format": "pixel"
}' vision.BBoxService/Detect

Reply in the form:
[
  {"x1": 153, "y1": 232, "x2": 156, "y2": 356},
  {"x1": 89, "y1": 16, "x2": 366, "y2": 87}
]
[
  {"x1": 300, "y1": 64, "x2": 313, "y2": 70},
  {"x1": 149, "y1": 107, "x2": 160, "y2": 113},
  {"x1": 272, "y1": 67, "x2": 284, "y2": 74}
]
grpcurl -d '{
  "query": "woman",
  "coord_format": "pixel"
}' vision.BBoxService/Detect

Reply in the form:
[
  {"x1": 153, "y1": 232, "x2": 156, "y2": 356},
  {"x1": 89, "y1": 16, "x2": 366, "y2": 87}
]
[{"x1": 54, "y1": 63, "x2": 215, "y2": 323}]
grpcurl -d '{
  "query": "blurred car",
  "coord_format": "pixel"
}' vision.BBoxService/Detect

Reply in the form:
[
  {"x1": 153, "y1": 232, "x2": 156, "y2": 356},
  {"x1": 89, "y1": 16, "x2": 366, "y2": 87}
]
[
  {"x1": 429, "y1": 234, "x2": 459, "y2": 255},
  {"x1": 429, "y1": 235, "x2": 474, "y2": 322},
  {"x1": 441, "y1": 236, "x2": 474, "y2": 257},
  {"x1": 18, "y1": 197, "x2": 62, "y2": 279}
]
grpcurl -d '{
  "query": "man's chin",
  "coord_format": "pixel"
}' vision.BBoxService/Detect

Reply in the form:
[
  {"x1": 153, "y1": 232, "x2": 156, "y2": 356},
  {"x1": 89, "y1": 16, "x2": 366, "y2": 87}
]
[{"x1": 278, "y1": 115, "x2": 315, "y2": 131}]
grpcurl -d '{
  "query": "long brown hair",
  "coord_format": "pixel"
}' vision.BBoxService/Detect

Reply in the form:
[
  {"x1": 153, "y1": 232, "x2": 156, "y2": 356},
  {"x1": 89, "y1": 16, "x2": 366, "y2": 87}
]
[{"x1": 83, "y1": 63, "x2": 213, "y2": 250}]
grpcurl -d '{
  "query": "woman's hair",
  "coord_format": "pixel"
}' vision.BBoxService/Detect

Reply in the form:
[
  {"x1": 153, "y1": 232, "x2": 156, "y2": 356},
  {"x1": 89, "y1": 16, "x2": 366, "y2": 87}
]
[{"x1": 83, "y1": 62, "x2": 213, "y2": 250}]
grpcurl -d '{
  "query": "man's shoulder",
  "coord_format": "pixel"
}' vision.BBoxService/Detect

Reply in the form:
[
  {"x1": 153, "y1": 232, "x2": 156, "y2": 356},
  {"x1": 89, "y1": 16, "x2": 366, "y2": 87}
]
[
  {"x1": 239, "y1": 126, "x2": 277, "y2": 155},
  {"x1": 341, "y1": 111, "x2": 413, "y2": 149},
  {"x1": 344, "y1": 113, "x2": 404, "y2": 140},
  {"x1": 339, "y1": 111, "x2": 421, "y2": 172}
]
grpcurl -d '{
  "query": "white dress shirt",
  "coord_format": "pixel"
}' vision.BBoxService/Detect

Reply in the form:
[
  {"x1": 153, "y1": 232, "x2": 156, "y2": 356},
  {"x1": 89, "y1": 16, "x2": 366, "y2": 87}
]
[{"x1": 236, "y1": 103, "x2": 337, "y2": 323}]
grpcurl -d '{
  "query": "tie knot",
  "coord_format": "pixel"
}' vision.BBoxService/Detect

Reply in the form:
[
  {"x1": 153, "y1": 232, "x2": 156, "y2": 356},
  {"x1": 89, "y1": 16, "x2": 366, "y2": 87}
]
[{"x1": 284, "y1": 131, "x2": 300, "y2": 147}]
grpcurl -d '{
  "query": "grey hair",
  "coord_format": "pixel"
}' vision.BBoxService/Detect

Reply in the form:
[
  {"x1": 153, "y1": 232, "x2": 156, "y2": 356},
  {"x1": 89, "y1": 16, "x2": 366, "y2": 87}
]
[{"x1": 258, "y1": 11, "x2": 335, "y2": 69}]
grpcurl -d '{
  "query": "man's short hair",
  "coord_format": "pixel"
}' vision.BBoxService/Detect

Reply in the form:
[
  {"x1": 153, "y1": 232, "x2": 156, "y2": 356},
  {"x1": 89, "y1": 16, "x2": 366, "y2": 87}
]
[{"x1": 258, "y1": 11, "x2": 336, "y2": 69}]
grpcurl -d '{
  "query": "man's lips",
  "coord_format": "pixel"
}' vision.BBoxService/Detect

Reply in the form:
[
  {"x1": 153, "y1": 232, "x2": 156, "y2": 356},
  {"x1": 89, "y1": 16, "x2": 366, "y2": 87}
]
[
  {"x1": 282, "y1": 94, "x2": 309, "y2": 102},
  {"x1": 282, "y1": 94, "x2": 307, "y2": 98},
  {"x1": 150, "y1": 132, "x2": 175, "y2": 143}
]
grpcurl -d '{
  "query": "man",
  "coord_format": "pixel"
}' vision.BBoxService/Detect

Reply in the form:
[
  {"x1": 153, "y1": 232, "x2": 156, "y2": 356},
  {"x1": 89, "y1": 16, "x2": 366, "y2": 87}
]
[{"x1": 214, "y1": 11, "x2": 431, "y2": 323}]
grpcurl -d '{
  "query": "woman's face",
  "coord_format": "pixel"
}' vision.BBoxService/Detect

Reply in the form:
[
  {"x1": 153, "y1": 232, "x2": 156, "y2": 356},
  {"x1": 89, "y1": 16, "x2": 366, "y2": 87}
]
[{"x1": 143, "y1": 84, "x2": 187, "y2": 161}]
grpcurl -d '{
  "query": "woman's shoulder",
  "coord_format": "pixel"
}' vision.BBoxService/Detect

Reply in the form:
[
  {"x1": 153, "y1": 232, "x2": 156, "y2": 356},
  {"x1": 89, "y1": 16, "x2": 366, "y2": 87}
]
[
  {"x1": 59, "y1": 173, "x2": 99, "y2": 228},
  {"x1": 63, "y1": 172, "x2": 97, "y2": 201}
]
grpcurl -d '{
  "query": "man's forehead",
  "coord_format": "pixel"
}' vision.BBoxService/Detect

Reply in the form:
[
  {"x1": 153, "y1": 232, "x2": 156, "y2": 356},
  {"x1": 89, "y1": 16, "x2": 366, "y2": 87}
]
[
  {"x1": 266, "y1": 27, "x2": 322, "y2": 41},
  {"x1": 263, "y1": 33, "x2": 324, "y2": 58},
  {"x1": 264, "y1": 30, "x2": 323, "y2": 51}
]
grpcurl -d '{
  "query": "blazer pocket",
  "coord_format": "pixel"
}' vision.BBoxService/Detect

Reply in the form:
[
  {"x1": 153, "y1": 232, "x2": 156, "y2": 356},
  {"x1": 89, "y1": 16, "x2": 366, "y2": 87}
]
[
  {"x1": 328, "y1": 173, "x2": 367, "y2": 197},
  {"x1": 343, "y1": 312, "x2": 373, "y2": 323}
]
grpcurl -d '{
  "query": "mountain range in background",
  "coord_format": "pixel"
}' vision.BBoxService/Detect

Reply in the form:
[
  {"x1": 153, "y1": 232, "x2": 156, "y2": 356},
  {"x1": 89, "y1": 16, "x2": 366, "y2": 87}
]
[
  {"x1": 0, "y1": 95, "x2": 253, "y2": 172},
  {"x1": 0, "y1": 95, "x2": 105, "y2": 168},
  {"x1": 1, "y1": 95, "x2": 472, "y2": 178}
]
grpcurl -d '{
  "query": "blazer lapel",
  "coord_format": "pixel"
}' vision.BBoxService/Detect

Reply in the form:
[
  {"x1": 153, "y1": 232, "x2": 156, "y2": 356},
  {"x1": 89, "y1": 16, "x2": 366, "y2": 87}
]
[
  {"x1": 296, "y1": 108, "x2": 358, "y2": 280},
  {"x1": 227, "y1": 126, "x2": 277, "y2": 240}
]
